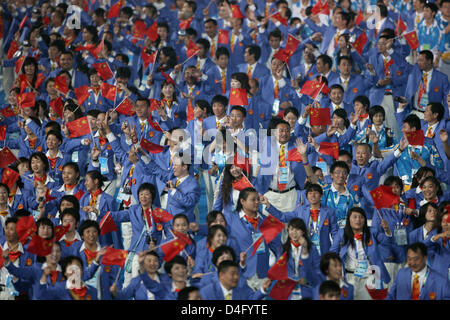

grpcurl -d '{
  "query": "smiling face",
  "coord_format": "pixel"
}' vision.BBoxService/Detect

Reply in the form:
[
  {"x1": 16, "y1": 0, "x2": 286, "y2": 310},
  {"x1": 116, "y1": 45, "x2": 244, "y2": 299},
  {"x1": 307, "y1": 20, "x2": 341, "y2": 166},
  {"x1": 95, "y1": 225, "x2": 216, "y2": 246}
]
[
  {"x1": 82, "y1": 226, "x2": 98, "y2": 246},
  {"x1": 38, "y1": 223, "x2": 53, "y2": 239},
  {"x1": 355, "y1": 145, "x2": 371, "y2": 166},
  {"x1": 327, "y1": 258, "x2": 343, "y2": 282},
  {"x1": 143, "y1": 254, "x2": 159, "y2": 275},
  {"x1": 211, "y1": 229, "x2": 227, "y2": 249},
  {"x1": 407, "y1": 248, "x2": 427, "y2": 273},
  {"x1": 421, "y1": 180, "x2": 437, "y2": 200},
  {"x1": 173, "y1": 217, "x2": 188, "y2": 234},
  {"x1": 288, "y1": 226, "x2": 304, "y2": 243},
  {"x1": 240, "y1": 191, "x2": 260, "y2": 214},
  {"x1": 349, "y1": 210, "x2": 365, "y2": 233}
]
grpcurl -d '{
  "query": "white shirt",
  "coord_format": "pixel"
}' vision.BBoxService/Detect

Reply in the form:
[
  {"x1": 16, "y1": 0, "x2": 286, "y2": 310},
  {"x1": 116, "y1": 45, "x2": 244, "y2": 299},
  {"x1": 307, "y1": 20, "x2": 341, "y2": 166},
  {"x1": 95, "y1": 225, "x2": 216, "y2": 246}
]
[
  {"x1": 269, "y1": 141, "x2": 296, "y2": 190},
  {"x1": 327, "y1": 29, "x2": 346, "y2": 57},
  {"x1": 345, "y1": 239, "x2": 366, "y2": 271},
  {"x1": 411, "y1": 266, "x2": 428, "y2": 291},
  {"x1": 171, "y1": 175, "x2": 189, "y2": 195},
  {"x1": 220, "y1": 283, "x2": 233, "y2": 300}
]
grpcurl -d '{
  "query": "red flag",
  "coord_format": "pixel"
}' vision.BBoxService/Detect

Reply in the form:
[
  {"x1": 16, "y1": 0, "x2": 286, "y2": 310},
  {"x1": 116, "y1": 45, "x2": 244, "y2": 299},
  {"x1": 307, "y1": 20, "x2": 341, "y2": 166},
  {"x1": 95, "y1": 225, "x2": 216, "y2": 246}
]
[
  {"x1": 172, "y1": 230, "x2": 192, "y2": 245},
  {"x1": 405, "y1": 130, "x2": 425, "y2": 146},
  {"x1": 232, "y1": 175, "x2": 254, "y2": 191},
  {"x1": 16, "y1": 215, "x2": 37, "y2": 244},
  {"x1": 49, "y1": 97, "x2": 64, "y2": 119},
  {"x1": 66, "y1": 116, "x2": 91, "y2": 138},
  {"x1": 146, "y1": 21, "x2": 158, "y2": 42},
  {"x1": 15, "y1": 56, "x2": 26, "y2": 74},
  {"x1": 309, "y1": 108, "x2": 331, "y2": 126},
  {"x1": 142, "y1": 48, "x2": 156, "y2": 69},
  {"x1": 90, "y1": 39, "x2": 104, "y2": 59},
  {"x1": 1, "y1": 167, "x2": 19, "y2": 189},
  {"x1": 152, "y1": 207, "x2": 173, "y2": 223},
  {"x1": 273, "y1": 48, "x2": 291, "y2": 64},
  {"x1": 271, "y1": 12, "x2": 287, "y2": 26},
  {"x1": 100, "y1": 211, "x2": 119, "y2": 236},
  {"x1": 148, "y1": 119, "x2": 164, "y2": 133},
  {"x1": 396, "y1": 16, "x2": 407, "y2": 35},
  {"x1": 74, "y1": 85, "x2": 90, "y2": 106},
  {"x1": 251, "y1": 235, "x2": 264, "y2": 256},
  {"x1": 107, "y1": 0, "x2": 123, "y2": 18},
  {"x1": 355, "y1": 10, "x2": 363, "y2": 26},
  {"x1": 19, "y1": 15, "x2": 28, "y2": 30},
  {"x1": 74, "y1": 189, "x2": 85, "y2": 201},
  {"x1": 54, "y1": 224, "x2": 70, "y2": 241},
  {"x1": 140, "y1": 138, "x2": 164, "y2": 154},
  {"x1": 0, "y1": 148, "x2": 18, "y2": 169},
  {"x1": 229, "y1": 88, "x2": 249, "y2": 106},
  {"x1": 370, "y1": 185, "x2": 400, "y2": 210},
  {"x1": 0, "y1": 107, "x2": 17, "y2": 118},
  {"x1": 27, "y1": 234, "x2": 54, "y2": 256},
  {"x1": 352, "y1": 32, "x2": 368, "y2": 55},
  {"x1": 7, "y1": 41, "x2": 19, "y2": 60},
  {"x1": 300, "y1": 80, "x2": 329, "y2": 99},
  {"x1": 133, "y1": 20, "x2": 147, "y2": 40},
  {"x1": 17, "y1": 92, "x2": 35, "y2": 109},
  {"x1": 268, "y1": 252, "x2": 289, "y2": 280},
  {"x1": 149, "y1": 99, "x2": 161, "y2": 112},
  {"x1": 365, "y1": 286, "x2": 388, "y2": 300},
  {"x1": 218, "y1": 29, "x2": 229, "y2": 44},
  {"x1": 404, "y1": 30, "x2": 419, "y2": 50},
  {"x1": 233, "y1": 153, "x2": 250, "y2": 173},
  {"x1": 312, "y1": 0, "x2": 330, "y2": 15},
  {"x1": 285, "y1": 34, "x2": 301, "y2": 55},
  {"x1": 0, "y1": 125, "x2": 6, "y2": 141},
  {"x1": 101, "y1": 82, "x2": 117, "y2": 101},
  {"x1": 75, "y1": 44, "x2": 96, "y2": 53},
  {"x1": 54, "y1": 75, "x2": 69, "y2": 95},
  {"x1": 35, "y1": 73, "x2": 46, "y2": 89},
  {"x1": 179, "y1": 16, "x2": 193, "y2": 30},
  {"x1": 260, "y1": 214, "x2": 285, "y2": 243},
  {"x1": 101, "y1": 246, "x2": 128, "y2": 268},
  {"x1": 186, "y1": 39, "x2": 200, "y2": 58},
  {"x1": 160, "y1": 71, "x2": 177, "y2": 86},
  {"x1": 115, "y1": 98, "x2": 135, "y2": 116},
  {"x1": 269, "y1": 279, "x2": 297, "y2": 300},
  {"x1": 319, "y1": 142, "x2": 339, "y2": 159},
  {"x1": 231, "y1": 5, "x2": 245, "y2": 19},
  {"x1": 161, "y1": 238, "x2": 188, "y2": 262},
  {"x1": 93, "y1": 62, "x2": 114, "y2": 81},
  {"x1": 287, "y1": 148, "x2": 303, "y2": 162}
]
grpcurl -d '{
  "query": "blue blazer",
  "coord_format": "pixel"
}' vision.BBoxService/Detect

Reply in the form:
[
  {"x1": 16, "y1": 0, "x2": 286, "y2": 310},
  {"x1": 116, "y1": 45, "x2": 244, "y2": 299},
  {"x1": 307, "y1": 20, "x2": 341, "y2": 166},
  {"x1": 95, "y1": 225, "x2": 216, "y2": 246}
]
[
  {"x1": 36, "y1": 280, "x2": 98, "y2": 300},
  {"x1": 424, "y1": 236, "x2": 450, "y2": 280},
  {"x1": 313, "y1": 279, "x2": 355, "y2": 300},
  {"x1": 199, "y1": 278, "x2": 266, "y2": 300},
  {"x1": 114, "y1": 274, "x2": 168, "y2": 300},
  {"x1": 237, "y1": 62, "x2": 270, "y2": 81},
  {"x1": 328, "y1": 73, "x2": 369, "y2": 106}
]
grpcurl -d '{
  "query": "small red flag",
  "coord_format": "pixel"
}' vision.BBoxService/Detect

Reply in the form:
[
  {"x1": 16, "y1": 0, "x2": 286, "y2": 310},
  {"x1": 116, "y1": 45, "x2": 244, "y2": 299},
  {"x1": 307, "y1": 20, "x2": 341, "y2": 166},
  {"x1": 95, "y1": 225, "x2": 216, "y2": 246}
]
[
  {"x1": 172, "y1": 229, "x2": 192, "y2": 245},
  {"x1": 160, "y1": 71, "x2": 177, "y2": 87},
  {"x1": 405, "y1": 130, "x2": 425, "y2": 146},
  {"x1": 312, "y1": 0, "x2": 330, "y2": 15},
  {"x1": 268, "y1": 252, "x2": 289, "y2": 280},
  {"x1": 355, "y1": 10, "x2": 364, "y2": 26},
  {"x1": 309, "y1": 108, "x2": 331, "y2": 126},
  {"x1": 1, "y1": 167, "x2": 19, "y2": 189},
  {"x1": 259, "y1": 214, "x2": 285, "y2": 244},
  {"x1": 0, "y1": 107, "x2": 17, "y2": 118},
  {"x1": 251, "y1": 235, "x2": 264, "y2": 256},
  {"x1": 146, "y1": 21, "x2": 158, "y2": 42},
  {"x1": 90, "y1": 39, "x2": 104, "y2": 59},
  {"x1": 179, "y1": 16, "x2": 193, "y2": 30},
  {"x1": 269, "y1": 279, "x2": 297, "y2": 300},
  {"x1": 370, "y1": 185, "x2": 400, "y2": 210},
  {"x1": 0, "y1": 148, "x2": 18, "y2": 169},
  {"x1": 19, "y1": 15, "x2": 28, "y2": 30},
  {"x1": 319, "y1": 142, "x2": 339, "y2": 159},
  {"x1": 232, "y1": 175, "x2": 254, "y2": 191},
  {"x1": 133, "y1": 20, "x2": 147, "y2": 40},
  {"x1": 101, "y1": 82, "x2": 118, "y2": 101},
  {"x1": 287, "y1": 148, "x2": 303, "y2": 162},
  {"x1": 186, "y1": 39, "x2": 200, "y2": 59},
  {"x1": 27, "y1": 234, "x2": 54, "y2": 256},
  {"x1": 365, "y1": 286, "x2": 388, "y2": 300},
  {"x1": 149, "y1": 99, "x2": 161, "y2": 112},
  {"x1": 74, "y1": 85, "x2": 90, "y2": 106},
  {"x1": 100, "y1": 211, "x2": 119, "y2": 236},
  {"x1": 107, "y1": 0, "x2": 123, "y2": 18},
  {"x1": 218, "y1": 29, "x2": 229, "y2": 44},
  {"x1": 300, "y1": 80, "x2": 329, "y2": 99},
  {"x1": 115, "y1": 98, "x2": 135, "y2": 116},
  {"x1": 102, "y1": 246, "x2": 128, "y2": 268},
  {"x1": 140, "y1": 138, "x2": 164, "y2": 154},
  {"x1": 17, "y1": 92, "x2": 36, "y2": 109},
  {"x1": 16, "y1": 215, "x2": 37, "y2": 244},
  {"x1": 93, "y1": 62, "x2": 114, "y2": 81},
  {"x1": 0, "y1": 125, "x2": 6, "y2": 141},
  {"x1": 161, "y1": 238, "x2": 188, "y2": 262},
  {"x1": 74, "y1": 189, "x2": 85, "y2": 201},
  {"x1": 229, "y1": 88, "x2": 249, "y2": 106},
  {"x1": 152, "y1": 207, "x2": 173, "y2": 223},
  {"x1": 273, "y1": 48, "x2": 291, "y2": 64},
  {"x1": 0, "y1": 247, "x2": 4, "y2": 268},
  {"x1": 54, "y1": 75, "x2": 69, "y2": 95},
  {"x1": 233, "y1": 153, "x2": 250, "y2": 173},
  {"x1": 396, "y1": 16, "x2": 407, "y2": 35},
  {"x1": 404, "y1": 31, "x2": 419, "y2": 50},
  {"x1": 7, "y1": 41, "x2": 19, "y2": 60},
  {"x1": 231, "y1": 5, "x2": 245, "y2": 19},
  {"x1": 49, "y1": 97, "x2": 64, "y2": 119},
  {"x1": 148, "y1": 119, "x2": 164, "y2": 133},
  {"x1": 352, "y1": 32, "x2": 368, "y2": 55},
  {"x1": 54, "y1": 224, "x2": 70, "y2": 241},
  {"x1": 271, "y1": 12, "x2": 287, "y2": 26},
  {"x1": 15, "y1": 56, "x2": 26, "y2": 74},
  {"x1": 66, "y1": 116, "x2": 91, "y2": 138},
  {"x1": 35, "y1": 73, "x2": 46, "y2": 89},
  {"x1": 142, "y1": 48, "x2": 157, "y2": 69},
  {"x1": 285, "y1": 34, "x2": 301, "y2": 54}
]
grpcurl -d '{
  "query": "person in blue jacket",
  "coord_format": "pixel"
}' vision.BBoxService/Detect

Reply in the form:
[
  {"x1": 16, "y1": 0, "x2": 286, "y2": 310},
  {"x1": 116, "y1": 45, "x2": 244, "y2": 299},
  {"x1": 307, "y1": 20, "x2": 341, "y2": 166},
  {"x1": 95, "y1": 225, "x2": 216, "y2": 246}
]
[{"x1": 408, "y1": 202, "x2": 439, "y2": 261}]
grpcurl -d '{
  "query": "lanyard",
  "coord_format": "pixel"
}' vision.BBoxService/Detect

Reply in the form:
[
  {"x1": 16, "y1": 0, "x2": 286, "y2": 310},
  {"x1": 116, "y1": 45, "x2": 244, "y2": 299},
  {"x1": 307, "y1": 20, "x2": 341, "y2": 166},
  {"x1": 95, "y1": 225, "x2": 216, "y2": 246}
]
[
  {"x1": 354, "y1": 238, "x2": 367, "y2": 261},
  {"x1": 309, "y1": 212, "x2": 320, "y2": 234}
]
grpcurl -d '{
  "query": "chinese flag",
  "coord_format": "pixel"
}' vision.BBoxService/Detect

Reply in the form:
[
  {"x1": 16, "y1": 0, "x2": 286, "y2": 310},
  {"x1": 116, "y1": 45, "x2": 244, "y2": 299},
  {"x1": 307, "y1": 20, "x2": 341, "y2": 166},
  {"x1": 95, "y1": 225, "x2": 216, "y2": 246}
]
[
  {"x1": 90, "y1": 38, "x2": 104, "y2": 59},
  {"x1": 251, "y1": 235, "x2": 264, "y2": 256},
  {"x1": 66, "y1": 116, "x2": 91, "y2": 138},
  {"x1": 218, "y1": 29, "x2": 229, "y2": 44},
  {"x1": 352, "y1": 32, "x2": 368, "y2": 55},
  {"x1": 149, "y1": 99, "x2": 161, "y2": 112},
  {"x1": 232, "y1": 175, "x2": 254, "y2": 191},
  {"x1": 133, "y1": 20, "x2": 147, "y2": 40},
  {"x1": 300, "y1": 80, "x2": 329, "y2": 99},
  {"x1": 151, "y1": 207, "x2": 173, "y2": 223},
  {"x1": 0, "y1": 125, "x2": 6, "y2": 141},
  {"x1": 285, "y1": 34, "x2": 301, "y2": 54},
  {"x1": 319, "y1": 142, "x2": 339, "y2": 159},
  {"x1": 370, "y1": 185, "x2": 400, "y2": 210},
  {"x1": 229, "y1": 88, "x2": 248, "y2": 106},
  {"x1": 365, "y1": 286, "x2": 388, "y2": 300},
  {"x1": 233, "y1": 153, "x2": 250, "y2": 173},
  {"x1": 107, "y1": 0, "x2": 123, "y2": 18},
  {"x1": 7, "y1": 41, "x2": 19, "y2": 60},
  {"x1": 268, "y1": 252, "x2": 289, "y2": 280},
  {"x1": 100, "y1": 211, "x2": 119, "y2": 236},
  {"x1": 161, "y1": 238, "x2": 188, "y2": 262},
  {"x1": 75, "y1": 44, "x2": 96, "y2": 53},
  {"x1": 149, "y1": 119, "x2": 164, "y2": 133},
  {"x1": 140, "y1": 138, "x2": 164, "y2": 154},
  {"x1": 0, "y1": 107, "x2": 17, "y2": 118},
  {"x1": 49, "y1": 97, "x2": 64, "y2": 119},
  {"x1": 287, "y1": 148, "x2": 303, "y2": 162},
  {"x1": 172, "y1": 229, "x2": 192, "y2": 245},
  {"x1": 115, "y1": 98, "x2": 135, "y2": 116},
  {"x1": 17, "y1": 92, "x2": 36, "y2": 109},
  {"x1": 312, "y1": 0, "x2": 330, "y2": 15},
  {"x1": 74, "y1": 85, "x2": 90, "y2": 106},
  {"x1": 186, "y1": 39, "x2": 200, "y2": 58},
  {"x1": 179, "y1": 16, "x2": 193, "y2": 30},
  {"x1": 15, "y1": 55, "x2": 26, "y2": 74},
  {"x1": 54, "y1": 224, "x2": 70, "y2": 241},
  {"x1": 404, "y1": 31, "x2": 419, "y2": 50},
  {"x1": 142, "y1": 48, "x2": 156, "y2": 69},
  {"x1": 271, "y1": 12, "x2": 287, "y2": 26},
  {"x1": 1, "y1": 167, "x2": 19, "y2": 189},
  {"x1": 309, "y1": 108, "x2": 331, "y2": 126},
  {"x1": 101, "y1": 82, "x2": 117, "y2": 101},
  {"x1": 355, "y1": 10, "x2": 363, "y2": 26},
  {"x1": 396, "y1": 16, "x2": 407, "y2": 35},
  {"x1": 54, "y1": 75, "x2": 69, "y2": 95},
  {"x1": 93, "y1": 62, "x2": 114, "y2": 81},
  {"x1": 0, "y1": 148, "x2": 18, "y2": 169},
  {"x1": 35, "y1": 73, "x2": 46, "y2": 89},
  {"x1": 146, "y1": 21, "x2": 158, "y2": 42},
  {"x1": 160, "y1": 71, "x2": 177, "y2": 86},
  {"x1": 74, "y1": 189, "x2": 85, "y2": 201},
  {"x1": 231, "y1": 5, "x2": 245, "y2": 19},
  {"x1": 102, "y1": 246, "x2": 128, "y2": 268},
  {"x1": 269, "y1": 279, "x2": 297, "y2": 300},
  {"x1": 273, "y1": 48, "x2": 291, "y2": 64},
  {"x1": 16, "y1": 215, "x2": 37, "y2": 244},
  {"x1": 405, "y1": 130, "x2": 425, "y2": 146},
  {"x1": 27, "y1": 234, "x2": 54, "y2": 256},
  {"x1": 19, "y1": 15, "x2": 28, "y2": 30},
  {"x1": 260, "y1": 214, "x2": 285, "y2": 243}
]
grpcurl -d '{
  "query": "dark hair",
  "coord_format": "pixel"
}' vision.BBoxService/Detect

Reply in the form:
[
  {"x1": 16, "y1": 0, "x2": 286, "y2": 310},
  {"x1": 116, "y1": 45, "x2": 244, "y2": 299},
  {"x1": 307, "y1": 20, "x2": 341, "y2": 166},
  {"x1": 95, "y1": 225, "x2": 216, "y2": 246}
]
[
  {"x1": 332, "y1": 108, "x2": 350, "y2": 128},
  {"x1": 36, "y1": 217, "x2": 54, "y2": 240},
  {"x1": 21, "y1": 57, "x2": 39, "y2": 86},
  {"x1": 78, "y1": 219, "x2": 100, "y2": 238},
  {"x1": 230, "y1": 105, "x2": 247, "y2": 117},
  {"x1": 45, "y1": 121, "x2": 61, "y2": 133},
  {"x1": 46, "y1": 129, "x2": 63, "y2": 145},
  {"x1": 368, "y1": 105, "x2": 385, "y2": 122},
  {"x1": 427, "y1": 102, "x2": 445, "y2": 122},
  {"x1": 320, "y1": 252, "x2": 342, "y2": 276},
  {"x1": 164, "y1": 255, "x2": 187, "y2": 275},
  {"x1": 235, "y1": 187, "x2": 258, "y2": 213},
  {"x1": 353, "y1": 95, "x2": 370, "y2": 111},
  {"x1": 86, "y1": 170, "x2": 105, "y2": 189},
  {"x1": 404, "y1": 114, "x2": 421, "y2": 131},
  {"x1": 319, "y1": 280, "x2": 341, "y2": 297},
  {"x1": 306, "y1": 183, "x2": 323, "y2": 196},
  {"x1": 14, "y1": 209, "x2": 32, "y2": 218},
  {"x1": 83, "y1": 25, "x2": 99, "y2": 44},
  {"x1": 246, "y1": 45, "x2": 261, "y2": 61},
  {"x1": 383, "y1": 176, "x2": 404, "y2": 193},
  {"x1": 435, "y1": 201, "x2": 450, "y2": 233},
  {"x1": 330, "y1": 161, "x2": 349, "y2": 175},
  {"x1": 30, "y1": 152, "x2": 50, "y2": 173},
  {"x1": 284, "y1": 106, "x2": 300, "y2": 119},
  {"x1": 268, "y1": 28, "x2": 282, "y2": 40},
  {"x1": 0, "y1": 182, "x2": 10, "y2": 196},
  {"x1": 217, "y1": 260, "x2": 238, "y2": 275},
  {"x1": 419, "y1": 176, "x2": 443, "y2": 197},
  {"x1": 196, "y1": 38, "x2": 210, "y2": 51},
  {"x1": 60, "y1": 206, "x2": 81, "y2": 224},
  {"x1": 212, "y1": 245, "x2": 236, "y2": 267},
  {"x1": 61, "y1": 256, "x2": 84, "y2": 278},
  {"x1": 211, "y1": 94, "x2": 229, "y2": 107},
  {"x1": 343, "y1": 207, "x2": 371, "y2": 248},
  {"x1": 337, "y1": 55, "x2": 353, "y2": 66},
  {"x1": 407, "y1": 242, "x2": 427, "y2": 257},
  {"x1": 411, "y1": 166, "x2": 435, "y2": 188},
  {"x1": 62, "y1": 162, "x2": 80, "y2": 177},
  {"x1": 137, "y1": 183, "x2": 157, "y2": 203},
  {"x1": 317, "y1": 54, "x2": 333, "y2": 69},
  {"x1": 177, "y1": 286, "x2": 200, "y2": 300},
  {"x1": 417, "y1": 202, "x2": 438, "y2": 227},
  {"x1": 206, "y1": 224, "x2": 228, "y2": 248},
  {"x1": 377, "y1": 4, "x2": 388, "y2": 17},
  {"x1": 5, "y1": 216, "x2": 18, "y2": 227},
  {"x1": 173, "y1": 213, "x2": 189, "y2": 226},
  {"x1": 329, "y1": 83, "x2": 344, "y2": 93},
  {"x1": 424, "y1": 1, "x2": 438, "y2": 14},
  {"x1": 116, "y1": 66, "x2": 131, "y2": 80},
  {"x1": 230, "y1": 72, "x2": 250, "y2": 92},
  {"x1": 206, "y1": 211, "x2": 226, "y2": 227},
  {"x1": 215, "y1": 46, "x2": 230, "y2": 59},
  {"x1": 419, "y1": 50, "x2": 434, "y2": 63},
  {"x1": 282, "y1": 218, "x2": 312, "y2": 258}
]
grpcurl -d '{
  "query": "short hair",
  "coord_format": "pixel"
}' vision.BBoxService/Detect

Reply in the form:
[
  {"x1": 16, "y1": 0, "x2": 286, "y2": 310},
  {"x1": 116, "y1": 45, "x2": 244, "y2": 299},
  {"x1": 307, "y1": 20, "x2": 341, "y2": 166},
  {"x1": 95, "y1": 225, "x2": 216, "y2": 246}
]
[
  {"x1": 424, "y1": 2, "x2": 438, "y2": 14},
  {"x1": 49, "y1": 39, "x2": 65, "y2": 52},
  {"x1": 419, "y1": 50, "x2": 434, "y2": 63},
  {"x1": 337, "y1": 55, "x2": 353, "y2": 67},
  {"x1": 5, "y1": 216, "x2": 18, "y2": 227},
  {"x1": 404, "y1": 114, "x2": 421, "y2": 130},
  {"x1": 329, "y1": 84, "x2": 344, "y2": 93},
  {"x1": 332, "y1": 108, "x2": 350, "y2": 127},
  {"x1": 320, "y1": 252, "x2": 342, "y2": 276},
  {"x1": 283, "y1": 106, "x2": 300, "y2": 119},
  {"x1": 30, "y1": 152, "x2": 50, "y2": 173},
  {"x1": 317, "y1": 54, "x2": 333, "y2": 69},
  {"x1": 116, "y1": 67, "x2": 131, "y2": 80},
  {"x1": 330, "y1": 161, "x2": 350, "y2": 175},
  {"x1": 204, "y1": 18, "x2": 217, "y2": 26},
  {"x1": 195, "y1": 99, "x2": 210, "y2": 112},
  {"x1": 36, "y1": 217, "x2": 54, "y2": 240},
  {"x1": 268, "y1": 28, "x2": 282, "y2": 40},
  {"x1": 338, "y1": 11, "x2": 351, "y2": 26},
  {"x1": 137, "y1": 183, "x2": 157, "y2": 202},
  {"x1": 46, "y1": 129, "x2": 63, "y2": 144},
  {"x1": 419, "y1": 176, "x2": 443, "y2": 196},
  {"x1": 230, "y1": 105, "x2": 246, "y2": 117},
  {"x1": 319, "y1": 280, "x2": 341, "y2": 297},
  {"x1": 353, "y1": 95, "x2": 370, "y2": 110},
  {"x1": 206, "y1": 211, "x2": 226, "y2": 227},
  {"x1": 164, "y1": 255, "x2": 187, "y2": 275},
  {"x1": 78, "y1": 219, "x2": 101, "y2": 238},
  {"x1": 368, "y1": 105, "x2": 385, "y2": 122},
  {"x1": 212, "y1": 245, "x2": 236, "y2": 266},
  {"x1": 45, "y1": 121, "x2": 61, "y2": 133},
  {"x1": 407, "y1": 242, "x2": 427, "y2": 257},
  {"x1": 383, "y1": 176, "x2": 404, "y2": 192},
  {"x1": 217, "y1": 260, "x2": 238, "y2": 275},
  {"x1": 306, "y1": 183, "x2": 323, "y2": 196},
  {"x1": 211, "y1": 95, "x2": 228, "y2": 107},
  {"x1": 173, "y1": 213, "x2": 189, "y2": 225},
  {"x1": 86, "y1": 170, "x2": 105, "y2": 188},
  {"x1": 61, "y1": 256, "x2": 84, "y2": 277},
  {"x1": 377, "y1": 4, "x2": 388, "y2": 17},
  {"x1": 196, "y1": 38, "x2": 210, "y2": 51},
  {"x1": 177, "y1": 286, "x2": 200, "y2": 300},
  {"x1": 215, "y1": 46, "x2": 230, "y2": 59},
  {"x1": 207, "y1": 224, "x2": 228, "y2": 247},
  {"x1": 246, "y1": 45, "x2": 261, "y2": 61},
  {"x1": 60, "y1": 207, "x2": 81, "y2": 224},
  {"x1": 427, "y1": 102, "x2": 445, "y2": 122}
]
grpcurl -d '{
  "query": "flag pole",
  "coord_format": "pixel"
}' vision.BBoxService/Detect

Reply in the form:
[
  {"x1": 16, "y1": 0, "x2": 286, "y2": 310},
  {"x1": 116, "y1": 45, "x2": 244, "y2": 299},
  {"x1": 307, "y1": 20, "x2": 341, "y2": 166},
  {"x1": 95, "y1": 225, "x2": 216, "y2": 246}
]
[{"x1": 244, "y1": 235, "x2": 263, "y2": 254}]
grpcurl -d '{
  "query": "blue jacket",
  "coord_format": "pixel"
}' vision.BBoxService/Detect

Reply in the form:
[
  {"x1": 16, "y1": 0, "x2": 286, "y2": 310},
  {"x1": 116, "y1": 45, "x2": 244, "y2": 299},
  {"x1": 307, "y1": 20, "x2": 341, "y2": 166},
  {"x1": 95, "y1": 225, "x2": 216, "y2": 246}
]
[
  {"x1": 36, "y1": 280, "x2": 98, "y2": 300},
  {"x1": 199, "y1": 278, "x2": 266, "y2": 300}
]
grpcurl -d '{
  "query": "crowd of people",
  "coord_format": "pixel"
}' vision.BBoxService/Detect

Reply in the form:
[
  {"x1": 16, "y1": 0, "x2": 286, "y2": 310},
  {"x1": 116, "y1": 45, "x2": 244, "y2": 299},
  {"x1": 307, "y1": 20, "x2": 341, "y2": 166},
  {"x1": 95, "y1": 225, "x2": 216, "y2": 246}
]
[{"x1": 0, "y1": 0, "x2": 449, "y2": 300}]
